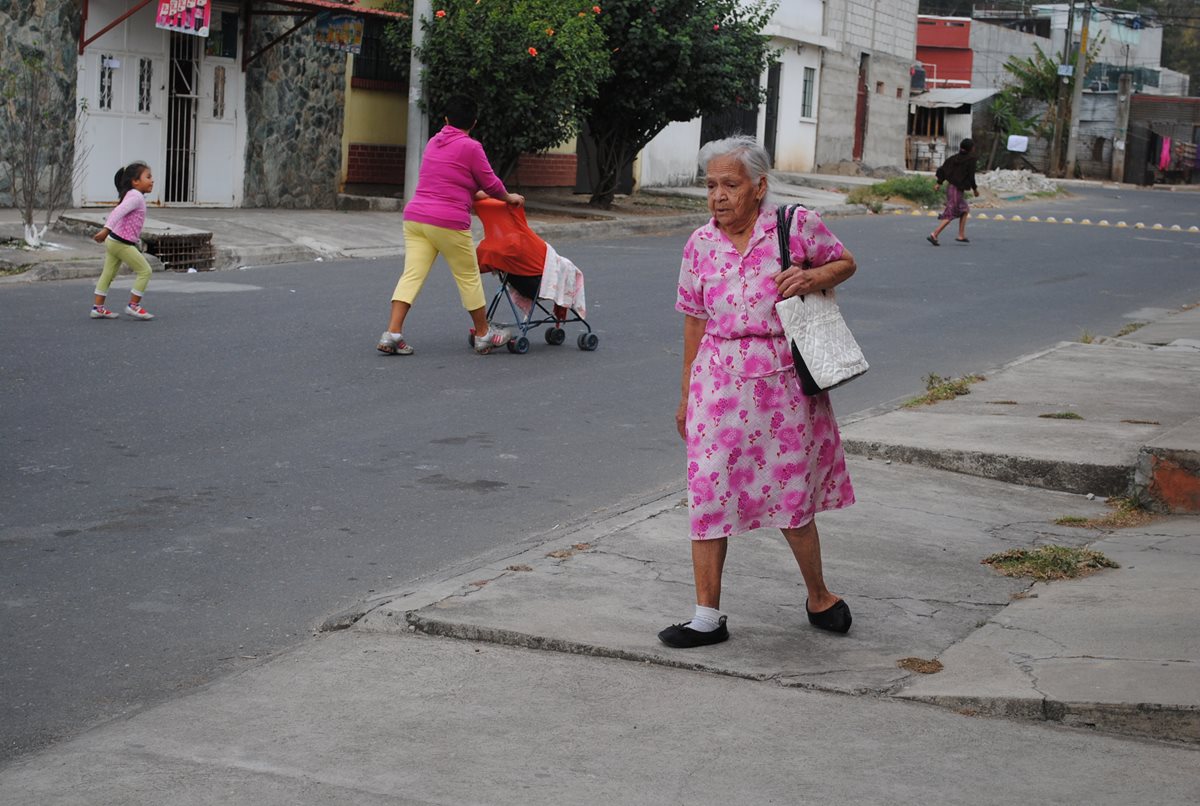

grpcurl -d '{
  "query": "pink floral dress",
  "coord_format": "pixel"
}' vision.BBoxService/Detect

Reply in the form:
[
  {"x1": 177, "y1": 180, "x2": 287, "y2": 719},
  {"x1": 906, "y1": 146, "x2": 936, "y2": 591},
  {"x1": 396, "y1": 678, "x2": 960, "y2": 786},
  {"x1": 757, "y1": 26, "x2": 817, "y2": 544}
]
[{"x1": 676, "y1": 206, "x2": 856, "y2": 540}]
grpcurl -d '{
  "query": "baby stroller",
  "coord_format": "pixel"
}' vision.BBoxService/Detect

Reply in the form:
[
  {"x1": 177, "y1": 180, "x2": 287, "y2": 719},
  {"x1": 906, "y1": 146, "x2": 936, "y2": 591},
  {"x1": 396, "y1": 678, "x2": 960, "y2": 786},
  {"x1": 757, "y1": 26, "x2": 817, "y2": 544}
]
[{"x1": 472, "y1": 198, "x2": 597, "y2": 355}]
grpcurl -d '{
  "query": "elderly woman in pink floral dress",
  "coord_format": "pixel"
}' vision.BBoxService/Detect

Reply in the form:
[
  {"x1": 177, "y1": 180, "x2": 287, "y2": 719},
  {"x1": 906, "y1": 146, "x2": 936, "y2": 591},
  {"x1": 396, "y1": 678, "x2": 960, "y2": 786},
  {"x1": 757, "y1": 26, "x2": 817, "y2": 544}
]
[{"x1": 659, "y1": 136, "x2": 858, "y2": 649}]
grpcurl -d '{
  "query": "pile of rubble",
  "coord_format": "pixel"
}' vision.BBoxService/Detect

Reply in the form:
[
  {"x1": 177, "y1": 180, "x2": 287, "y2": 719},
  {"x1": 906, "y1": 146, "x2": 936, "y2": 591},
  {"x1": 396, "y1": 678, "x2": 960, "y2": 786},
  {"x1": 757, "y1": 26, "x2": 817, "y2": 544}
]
[{"x1": 976, "y1": 169, "x2": 1061, "y2": 195}]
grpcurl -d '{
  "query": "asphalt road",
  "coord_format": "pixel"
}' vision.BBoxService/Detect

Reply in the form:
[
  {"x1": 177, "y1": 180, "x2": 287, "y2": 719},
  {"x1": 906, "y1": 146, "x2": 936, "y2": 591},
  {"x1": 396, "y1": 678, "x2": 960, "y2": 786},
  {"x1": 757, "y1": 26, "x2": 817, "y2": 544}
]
[{"x1": 2, "y1": 185, "x2": 1199, "y2": 764}]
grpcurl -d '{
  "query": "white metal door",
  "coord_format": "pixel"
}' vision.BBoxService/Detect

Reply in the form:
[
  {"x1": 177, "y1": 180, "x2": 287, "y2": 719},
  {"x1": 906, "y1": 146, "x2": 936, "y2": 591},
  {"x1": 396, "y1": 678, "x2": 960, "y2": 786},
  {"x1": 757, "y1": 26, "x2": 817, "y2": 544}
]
[{"x1": 195, "y1": 6, "x2": 243, "y2": 206}]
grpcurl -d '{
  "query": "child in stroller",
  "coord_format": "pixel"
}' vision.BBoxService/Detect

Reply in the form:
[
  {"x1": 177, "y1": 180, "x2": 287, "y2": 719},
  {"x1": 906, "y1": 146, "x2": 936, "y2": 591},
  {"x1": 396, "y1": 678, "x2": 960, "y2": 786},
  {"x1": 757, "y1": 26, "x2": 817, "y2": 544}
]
[{"x1": 472, "y1": 196, "x2": 596, "y2": 354}]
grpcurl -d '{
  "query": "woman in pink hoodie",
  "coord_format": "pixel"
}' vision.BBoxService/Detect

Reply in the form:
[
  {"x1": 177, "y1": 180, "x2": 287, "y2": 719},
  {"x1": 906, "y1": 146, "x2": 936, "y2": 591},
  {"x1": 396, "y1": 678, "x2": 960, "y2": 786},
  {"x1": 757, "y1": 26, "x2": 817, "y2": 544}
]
[{"x1": 377, "y1": 96, "x2": 525, "y2": 356}]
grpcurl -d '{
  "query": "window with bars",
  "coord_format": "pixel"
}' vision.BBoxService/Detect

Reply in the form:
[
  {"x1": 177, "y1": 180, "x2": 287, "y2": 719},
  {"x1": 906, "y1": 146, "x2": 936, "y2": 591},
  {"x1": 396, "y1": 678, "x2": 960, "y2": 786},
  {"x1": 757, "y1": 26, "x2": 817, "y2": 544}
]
[
  {"x1": 138, "y1": 58, "x2": 153, "y2": 113},
  {"x1": 352, "y1": 18, "x2": 406, "y2": 86},
  {"x1": 99, "y1": 54, "x2": 114, "y2": 110},
  {"x1": 213, "y1": 66, "x2": 226, "y2": 119},
  {"x1": 801, "y1": 67, "x2": 815, "y2": 118}
]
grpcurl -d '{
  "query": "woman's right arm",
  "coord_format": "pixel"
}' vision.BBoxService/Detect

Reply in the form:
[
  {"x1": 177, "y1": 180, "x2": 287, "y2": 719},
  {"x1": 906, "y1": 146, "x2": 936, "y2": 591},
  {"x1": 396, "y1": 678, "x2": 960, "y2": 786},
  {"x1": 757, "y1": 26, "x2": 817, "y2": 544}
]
[
  {"x1": 103, "y1": 193, "x2": 139, "y2": 230},
  {"x1": 676, "y1": 315, "x2": 706, "y2": 440}
]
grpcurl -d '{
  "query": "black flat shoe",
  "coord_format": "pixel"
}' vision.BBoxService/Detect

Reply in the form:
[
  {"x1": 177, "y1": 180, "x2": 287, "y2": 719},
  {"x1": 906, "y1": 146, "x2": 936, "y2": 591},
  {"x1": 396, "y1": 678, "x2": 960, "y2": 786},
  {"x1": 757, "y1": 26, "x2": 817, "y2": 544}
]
[
  {"x1": 658, "y1": 616, "x2": 729, "y2": 648},
  {"x1": 956, "y1": 237, "x2": 970, "y2": 243},
  {"x1": 806, "y1": 599, "x2": 852, "y2": 634},
  {"x1": 926, "y1": 235, "x2": 940, "y2": 246}
]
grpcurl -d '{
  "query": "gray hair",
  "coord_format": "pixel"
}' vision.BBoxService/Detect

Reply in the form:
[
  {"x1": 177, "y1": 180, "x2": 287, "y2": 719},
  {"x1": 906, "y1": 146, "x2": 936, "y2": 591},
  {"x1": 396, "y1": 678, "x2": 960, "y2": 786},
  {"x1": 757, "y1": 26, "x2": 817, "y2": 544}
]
[{"x1": 698, "y1": 135, "x2": 772, "y2": 204}]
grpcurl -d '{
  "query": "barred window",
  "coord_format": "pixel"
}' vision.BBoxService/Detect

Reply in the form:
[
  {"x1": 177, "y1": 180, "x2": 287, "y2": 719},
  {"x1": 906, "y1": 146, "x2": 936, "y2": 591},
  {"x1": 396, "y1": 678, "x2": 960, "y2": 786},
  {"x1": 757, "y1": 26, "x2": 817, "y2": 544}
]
[
  {"x1": 352, "y1": 18, "x2": 406, "y2": 85},
  {"x1": 801, "y1": 67, "x2": 815, "y2": 118},
  {"x1": 213, "y1": 66, "x2": 226, "y2": 119},
  {"x1": 100, "y1": 54, "x2": 114, "y2": 110},
  {"x1": 138, "y1": 58, "x2": 153, "y2": 113}
]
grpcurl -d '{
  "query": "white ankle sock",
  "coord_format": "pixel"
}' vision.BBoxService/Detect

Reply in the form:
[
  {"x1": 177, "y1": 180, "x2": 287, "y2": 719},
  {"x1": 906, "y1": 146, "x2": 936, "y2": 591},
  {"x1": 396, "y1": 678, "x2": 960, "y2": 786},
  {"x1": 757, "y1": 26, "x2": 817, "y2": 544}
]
[{"x1": 690, "y1": 605, "x2": 723, "y2": 633}]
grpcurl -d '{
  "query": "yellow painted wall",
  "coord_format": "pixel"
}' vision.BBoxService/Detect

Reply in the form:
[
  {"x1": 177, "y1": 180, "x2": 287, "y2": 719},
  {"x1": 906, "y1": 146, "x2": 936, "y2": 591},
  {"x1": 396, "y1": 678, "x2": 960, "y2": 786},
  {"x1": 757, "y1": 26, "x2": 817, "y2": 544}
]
[{"x1": 340, "y1": 1, "x2": 408, "y2": 185}]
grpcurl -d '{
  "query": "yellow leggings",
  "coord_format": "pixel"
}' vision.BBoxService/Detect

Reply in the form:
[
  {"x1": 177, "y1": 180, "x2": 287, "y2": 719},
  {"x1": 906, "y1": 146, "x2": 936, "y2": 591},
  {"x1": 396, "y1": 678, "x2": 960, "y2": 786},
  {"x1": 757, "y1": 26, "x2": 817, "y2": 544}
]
[
  {"x1": 96, "y1": 237, "x2": 152, "y2": 297},
  {"x1": 392, "y1": 220, "x2": 486, "y2": 310}
]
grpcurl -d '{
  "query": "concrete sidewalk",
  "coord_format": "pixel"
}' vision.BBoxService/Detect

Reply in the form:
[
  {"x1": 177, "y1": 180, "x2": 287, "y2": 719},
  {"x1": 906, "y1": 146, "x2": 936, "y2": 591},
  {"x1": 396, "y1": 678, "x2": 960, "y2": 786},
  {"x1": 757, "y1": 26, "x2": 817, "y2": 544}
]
[{"x1": 2, "y1": 302, "x2": 1198, "y2": 802}]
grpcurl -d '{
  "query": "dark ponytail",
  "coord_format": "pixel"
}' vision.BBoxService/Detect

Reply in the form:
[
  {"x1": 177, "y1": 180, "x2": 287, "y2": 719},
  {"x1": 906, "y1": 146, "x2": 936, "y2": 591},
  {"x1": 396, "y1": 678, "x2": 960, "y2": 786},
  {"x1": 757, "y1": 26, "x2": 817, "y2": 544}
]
[{"x1": 114, "y1": 161, "x2": 150, "y2": 201}]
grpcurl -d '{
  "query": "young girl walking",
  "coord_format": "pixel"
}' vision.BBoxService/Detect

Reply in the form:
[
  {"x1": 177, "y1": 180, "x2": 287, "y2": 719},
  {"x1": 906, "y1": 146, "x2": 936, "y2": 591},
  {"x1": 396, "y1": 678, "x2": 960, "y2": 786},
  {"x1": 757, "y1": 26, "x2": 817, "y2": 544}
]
[{"x1": 90, "y1": 162, "x2": 156, "y2": 320}]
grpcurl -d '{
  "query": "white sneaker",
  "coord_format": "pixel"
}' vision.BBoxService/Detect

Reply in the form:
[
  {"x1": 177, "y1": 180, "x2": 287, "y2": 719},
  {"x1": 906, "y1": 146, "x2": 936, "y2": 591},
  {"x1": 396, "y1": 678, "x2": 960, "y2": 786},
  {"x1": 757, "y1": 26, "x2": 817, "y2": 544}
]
[
  {"x1": 90, "y1": 306, "x2": 118, "y2": 319},
  {"x1": 125, "y1": 304, "x2": 154, "y2": 320},
  {"x1": 376, "y1": 331, "x2": 414, "y2": 355},
  {"x1": 473, "y1": 325, "x2": 512, "y2": 353}
]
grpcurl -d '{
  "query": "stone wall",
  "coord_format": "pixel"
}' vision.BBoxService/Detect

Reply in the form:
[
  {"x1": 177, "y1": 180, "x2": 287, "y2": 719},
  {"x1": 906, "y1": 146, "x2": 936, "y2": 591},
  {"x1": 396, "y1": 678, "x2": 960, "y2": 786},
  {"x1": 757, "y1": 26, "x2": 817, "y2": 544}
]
[
  {"x1": 0, "y1": 0, "x2": 81, "y2": 207},
  {"x1": 242, "y1": 18, "x2": 347, "y2": 208}
]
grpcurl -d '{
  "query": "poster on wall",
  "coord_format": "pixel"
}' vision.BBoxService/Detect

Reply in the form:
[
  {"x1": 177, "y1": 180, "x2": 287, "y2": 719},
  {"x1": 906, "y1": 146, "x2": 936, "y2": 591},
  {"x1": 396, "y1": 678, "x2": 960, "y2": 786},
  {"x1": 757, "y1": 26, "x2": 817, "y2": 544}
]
[
  {"x1": 156, "y1": 0, "x2": 212, "y2": 37},
  {"x1": 313, "y1": 12, "x2": 364, "y2": 54}
]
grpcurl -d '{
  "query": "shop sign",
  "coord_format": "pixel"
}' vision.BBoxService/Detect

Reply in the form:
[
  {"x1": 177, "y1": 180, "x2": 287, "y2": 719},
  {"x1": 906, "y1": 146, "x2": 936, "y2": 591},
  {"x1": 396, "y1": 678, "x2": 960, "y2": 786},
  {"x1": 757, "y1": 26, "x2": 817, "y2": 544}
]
[{"x1": 157, "y1": 0, "x2": 213, "y2": 37}]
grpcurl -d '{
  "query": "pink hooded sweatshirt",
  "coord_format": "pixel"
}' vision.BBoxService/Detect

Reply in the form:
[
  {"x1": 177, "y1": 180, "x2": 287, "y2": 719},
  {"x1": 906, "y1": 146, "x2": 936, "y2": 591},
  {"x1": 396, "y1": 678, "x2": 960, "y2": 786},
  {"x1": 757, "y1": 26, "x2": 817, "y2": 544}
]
[{"x1": 403, "y1": 125, "x2": 508, "y2": 231}]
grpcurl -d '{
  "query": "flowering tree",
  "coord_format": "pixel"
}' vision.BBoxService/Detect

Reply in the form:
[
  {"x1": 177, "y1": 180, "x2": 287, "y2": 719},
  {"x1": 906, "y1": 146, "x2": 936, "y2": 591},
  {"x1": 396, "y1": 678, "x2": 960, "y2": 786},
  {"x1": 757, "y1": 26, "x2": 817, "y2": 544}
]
[
  {"x1": 580, "y1": 0, "x2": 777, "y2": 207},
  {"x1": 384, "y1": 1, "x2": 610, "y2": 177}
]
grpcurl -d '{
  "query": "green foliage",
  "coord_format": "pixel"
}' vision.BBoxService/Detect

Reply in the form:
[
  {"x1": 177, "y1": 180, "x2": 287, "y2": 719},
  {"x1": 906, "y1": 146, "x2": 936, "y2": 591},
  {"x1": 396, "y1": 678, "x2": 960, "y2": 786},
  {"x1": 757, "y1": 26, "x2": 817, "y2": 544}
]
[
  {"x1": 848, "y1": 176, "x2": 943, "y2": 208},
  {"x1": 580, "y1": 0, "x2": 778, "y2": 207},
  {"x1": 384, "y1": 1, "x2": 611, "y2": 177}
]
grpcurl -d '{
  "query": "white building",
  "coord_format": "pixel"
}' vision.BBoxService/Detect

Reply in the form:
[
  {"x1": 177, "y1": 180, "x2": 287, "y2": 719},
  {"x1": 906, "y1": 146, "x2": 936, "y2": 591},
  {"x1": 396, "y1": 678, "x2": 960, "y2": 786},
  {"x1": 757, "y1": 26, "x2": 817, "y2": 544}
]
[
  {"x1": 636, "y1": 1, "x2": 832, "y2": 186},
  {"x1": 75, "y1": 1, "x2": 248, "y2": 207}
]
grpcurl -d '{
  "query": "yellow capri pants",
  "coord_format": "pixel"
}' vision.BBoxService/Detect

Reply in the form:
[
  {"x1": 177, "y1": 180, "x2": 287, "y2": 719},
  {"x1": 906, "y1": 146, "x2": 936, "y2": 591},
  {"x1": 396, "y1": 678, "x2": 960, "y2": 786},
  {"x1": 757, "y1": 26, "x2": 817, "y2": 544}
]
[
  {"x1": 392, "y1": 220, "x2": 486, "y2": 311},
  {"x1": 96, "y1": 237, "x2": 152, "y2": 296}
]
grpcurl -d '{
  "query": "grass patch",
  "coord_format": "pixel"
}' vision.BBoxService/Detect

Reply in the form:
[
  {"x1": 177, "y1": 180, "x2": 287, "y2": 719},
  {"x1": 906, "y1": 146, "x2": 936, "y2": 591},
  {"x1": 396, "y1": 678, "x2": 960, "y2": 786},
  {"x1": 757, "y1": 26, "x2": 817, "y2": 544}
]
[
  {"x1": 847, "y1": 175, "x2": 944, "y2": 207},
  {"x1": 1121, "y1": 418, "x2": 1160, "y2": 425},
  {"x1": 1079, "y1": 330, "x2": 1095, "y2": 344},
  {"x1": 987, "y1": 400, "x2": 1019, "y2": 405},
  {"x1": 1114, "y1": 321, "x2": 1147, "y2": 338},
  {"x1": 1038, "y1": 411, "x2": 1084, "y2": 420},
  {"x1": 1056, "y1": 493, "x2": 1160, "y2": 529},
  {"x1": 1025, "y1": 189, "x2": 1063, "y2": 199},
  {"x1": 982, "y1": 545, "x2": 1119, "y2": 581},
  {"x1": 904, "y1": 373, "x2": 985, "y2": 407}
]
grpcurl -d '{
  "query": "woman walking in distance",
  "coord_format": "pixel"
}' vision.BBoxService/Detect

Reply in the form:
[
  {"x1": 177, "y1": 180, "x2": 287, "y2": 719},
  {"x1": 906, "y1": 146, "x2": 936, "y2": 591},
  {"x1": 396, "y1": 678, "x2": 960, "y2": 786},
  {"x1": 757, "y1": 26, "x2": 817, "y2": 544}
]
[
  {"x1": 376, "y1": 95, "x2": 526, "y2": 356},
  {"x1": 928, "y1": 138, "x2": 980, "y2": 246}
]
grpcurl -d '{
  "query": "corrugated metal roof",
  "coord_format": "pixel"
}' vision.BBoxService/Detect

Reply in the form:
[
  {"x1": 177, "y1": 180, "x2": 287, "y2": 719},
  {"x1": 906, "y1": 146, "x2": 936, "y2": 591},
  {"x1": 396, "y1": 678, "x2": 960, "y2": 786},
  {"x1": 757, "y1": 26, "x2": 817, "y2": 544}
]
[{"x1": 910, "y1": 88, "x2": 999, "y2": 108}]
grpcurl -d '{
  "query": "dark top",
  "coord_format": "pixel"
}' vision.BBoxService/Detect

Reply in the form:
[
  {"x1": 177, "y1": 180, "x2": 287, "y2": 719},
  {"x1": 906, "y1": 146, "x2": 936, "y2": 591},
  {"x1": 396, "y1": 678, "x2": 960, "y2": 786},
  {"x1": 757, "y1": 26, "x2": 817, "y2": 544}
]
[{"x1": 936, "y1": 152, "x2": 978, "y2": 192}]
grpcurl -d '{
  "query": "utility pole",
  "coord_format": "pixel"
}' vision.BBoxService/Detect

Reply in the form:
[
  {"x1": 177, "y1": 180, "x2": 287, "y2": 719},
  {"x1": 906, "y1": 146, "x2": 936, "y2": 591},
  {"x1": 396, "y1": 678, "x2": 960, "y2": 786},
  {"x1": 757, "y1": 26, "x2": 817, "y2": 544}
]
[
  {"x1": 403, "y1": 0, "x2": 431, "y2": 203},
  {"x1": 1064, "y1": 0, "x2": 1092, "y2": 179},
  {"x1": 1111, "y1": 72, "x2": 1132, "y2": 183},
  {"x1": 1048, "y1": 0, "x2": 1076, "y2": 178}
]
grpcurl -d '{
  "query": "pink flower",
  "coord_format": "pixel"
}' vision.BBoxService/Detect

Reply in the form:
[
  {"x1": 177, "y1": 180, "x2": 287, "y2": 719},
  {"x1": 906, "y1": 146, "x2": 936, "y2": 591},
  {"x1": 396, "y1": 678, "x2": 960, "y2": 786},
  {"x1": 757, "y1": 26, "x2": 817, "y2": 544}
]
[
  {"x1": 593, "y1": 5, "x2": 601, "y2": 13},
  {"x1": 435, "y1": 9, "x2": 446, "y2": 17},
  {"x1": 713, "y1": 24, "x2": 720, "y2": 31},
  {"x1": 528, "y1": 47, "x2": 538, "y2": 56}
]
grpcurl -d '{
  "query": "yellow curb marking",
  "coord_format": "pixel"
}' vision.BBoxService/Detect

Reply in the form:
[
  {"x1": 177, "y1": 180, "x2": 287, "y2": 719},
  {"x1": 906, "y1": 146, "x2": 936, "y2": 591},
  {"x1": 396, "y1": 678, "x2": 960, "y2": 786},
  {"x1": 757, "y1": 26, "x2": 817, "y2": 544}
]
[
  {"x1": 1098, "y1": 220, "x2": 1110, "y2": 227},
  {"x1": 1116, "y1": 221, "x2": 1127, "y2": 227},
  {"x1": 1190, "y1": 226, "x2": 1200, "y2": 233},
  {"x1": 1152, "y1": 223, "x2": 1164, "y2": 230},
  {"x1": 976, "y1": 213, "x2": 988, "y2": 220},
  {"x1": 911, "y1": 210, "x2": 923, "y2": 216},
  {"x1": 1135, "y1": 222, "x2": 1145, "y2": 228},
  {"x1": 1171, "y1": 224, "x2": 1182, "y2": 231},
  {"x1": 927, "y1": 211, "x2": 938, "y2": 217},
  {"x1": 1011, "y1": 215, "x2": 1023, "y2": 221},
  {"x1": 1028, "y1": 215, "x2": 1039, "y2": 222},
  {"x1": 1080, "y1": 219, "x2": 1092, "y2": 225},
  {"x1": 1046, "y1": 216, "x2": 1057, "y2": 223},
  {"x1": 1063, "y1": 217, "x2": 1074, "y2": 223},
  {"x1": 993, "y1": 214, "x2": 1005, "y2": 221}
]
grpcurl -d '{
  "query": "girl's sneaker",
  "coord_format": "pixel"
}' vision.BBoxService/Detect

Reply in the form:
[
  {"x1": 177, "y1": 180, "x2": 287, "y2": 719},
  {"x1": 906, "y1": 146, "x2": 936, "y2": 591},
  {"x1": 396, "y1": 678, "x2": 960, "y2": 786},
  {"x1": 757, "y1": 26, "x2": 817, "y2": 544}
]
[
  {"x1": 125, "y1": 304, "x2": 155, "y2": 320},
  {"x1": 473, "y1": 325, "x2": 513, "y2": 354},
  {"x1": 90, "y1": 305, "x2": 118, "y2": 319},
  {"x1": 376, "y1": 331, "x2": 414, "y2": 355}
]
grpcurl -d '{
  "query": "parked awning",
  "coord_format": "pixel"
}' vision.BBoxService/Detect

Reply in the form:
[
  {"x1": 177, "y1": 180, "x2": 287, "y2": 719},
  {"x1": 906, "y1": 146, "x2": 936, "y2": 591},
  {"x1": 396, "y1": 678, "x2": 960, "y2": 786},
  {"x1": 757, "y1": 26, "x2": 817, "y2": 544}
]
[{"x1": 909, "y1": 88, "x2": 999, "y2": 109}]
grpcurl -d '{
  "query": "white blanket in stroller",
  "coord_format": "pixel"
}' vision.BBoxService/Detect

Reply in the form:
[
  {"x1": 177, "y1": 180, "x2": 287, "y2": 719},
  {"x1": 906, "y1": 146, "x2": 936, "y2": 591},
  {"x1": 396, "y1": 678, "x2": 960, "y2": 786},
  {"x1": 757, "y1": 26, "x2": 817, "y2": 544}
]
[{"x1": 509, "y1": 243, "x2": 587, "y2": 318}]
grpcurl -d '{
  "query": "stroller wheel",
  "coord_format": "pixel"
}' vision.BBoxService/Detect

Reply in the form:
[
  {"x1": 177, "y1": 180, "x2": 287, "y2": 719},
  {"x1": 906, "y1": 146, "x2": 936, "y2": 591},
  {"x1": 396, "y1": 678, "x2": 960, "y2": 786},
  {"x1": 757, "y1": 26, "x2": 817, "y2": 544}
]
[
  {"x1": 511, "y1": 336, "x2": 530, "y2": 355},
  {"x1": 577, "y1": 332, "x2": 599, "y2": 352},
  {"x1": 545, "y1": 327, "x2": 566, "y2": 346}
]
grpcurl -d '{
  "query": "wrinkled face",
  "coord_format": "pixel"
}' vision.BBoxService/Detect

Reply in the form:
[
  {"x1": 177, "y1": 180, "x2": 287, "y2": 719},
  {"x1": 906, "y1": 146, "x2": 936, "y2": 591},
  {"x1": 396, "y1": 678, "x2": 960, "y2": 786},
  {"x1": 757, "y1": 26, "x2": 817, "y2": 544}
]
[
  {"x1": 705, "y1": 155, "x2": 765, "y2": 232},
  {"x1": 131, "y1": 168, "x2": 155, "y2": 193}
]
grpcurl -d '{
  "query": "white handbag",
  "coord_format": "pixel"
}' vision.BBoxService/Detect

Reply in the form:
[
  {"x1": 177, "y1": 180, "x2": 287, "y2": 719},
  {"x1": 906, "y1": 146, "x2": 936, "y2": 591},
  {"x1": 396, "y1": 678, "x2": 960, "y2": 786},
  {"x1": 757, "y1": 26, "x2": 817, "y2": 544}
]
[{"x1": 773, "y1": 205, "x2": 868, "y2": 396}]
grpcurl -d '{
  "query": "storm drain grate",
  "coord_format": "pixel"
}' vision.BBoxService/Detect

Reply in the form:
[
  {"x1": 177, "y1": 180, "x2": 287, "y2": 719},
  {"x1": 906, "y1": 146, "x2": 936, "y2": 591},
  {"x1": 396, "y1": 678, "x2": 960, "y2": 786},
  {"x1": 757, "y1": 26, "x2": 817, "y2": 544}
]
[{"x1": 143, "y1": 232, "x2": 215, "y2": 272}]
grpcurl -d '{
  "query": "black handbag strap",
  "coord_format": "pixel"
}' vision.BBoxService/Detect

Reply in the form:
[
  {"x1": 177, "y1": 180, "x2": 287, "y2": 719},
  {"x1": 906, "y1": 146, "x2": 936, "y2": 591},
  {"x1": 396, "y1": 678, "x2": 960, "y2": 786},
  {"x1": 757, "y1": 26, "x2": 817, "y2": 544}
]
[{"x1": 776, "y1": 204, "x2": 798, "y2": 271}]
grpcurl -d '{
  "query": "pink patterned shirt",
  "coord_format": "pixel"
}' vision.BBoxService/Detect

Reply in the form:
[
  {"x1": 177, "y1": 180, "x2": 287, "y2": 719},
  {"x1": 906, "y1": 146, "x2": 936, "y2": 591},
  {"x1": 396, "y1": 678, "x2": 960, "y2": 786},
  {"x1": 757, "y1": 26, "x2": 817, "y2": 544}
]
[
  {"x1": 676, "y1": 206, "x2": 845, "y2": 378},
  {"x1": 104, "y1": 190, "x2": 146, "y2": 244}
]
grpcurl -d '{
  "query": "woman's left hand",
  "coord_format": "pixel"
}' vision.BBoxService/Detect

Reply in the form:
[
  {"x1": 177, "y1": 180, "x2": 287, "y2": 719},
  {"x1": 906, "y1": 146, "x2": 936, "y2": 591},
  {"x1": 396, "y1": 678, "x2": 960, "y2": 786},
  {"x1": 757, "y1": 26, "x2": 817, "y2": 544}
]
[{"x1": 775, "y1": 261, "x2": 819, "y2": 299}]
